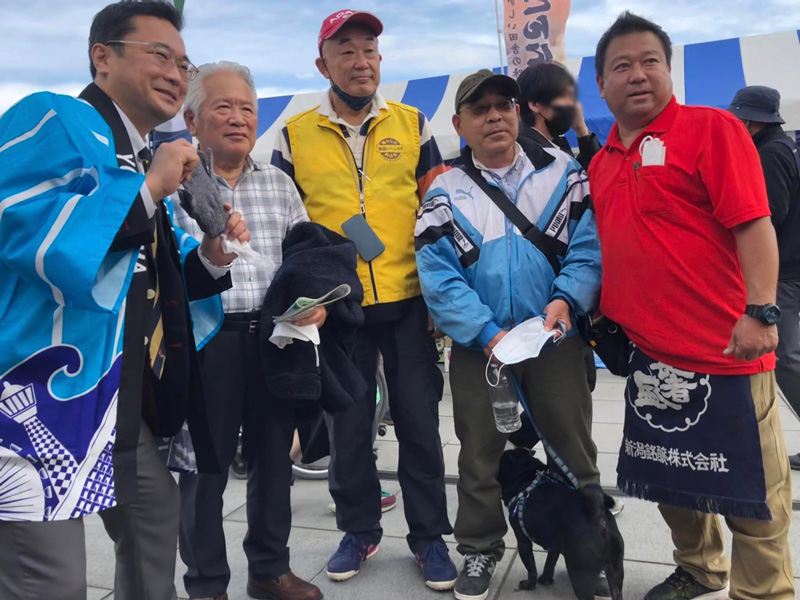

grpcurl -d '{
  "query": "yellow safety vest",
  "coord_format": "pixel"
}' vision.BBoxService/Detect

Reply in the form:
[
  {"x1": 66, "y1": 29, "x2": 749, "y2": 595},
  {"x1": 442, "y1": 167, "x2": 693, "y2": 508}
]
[{"x1": 286, "y1": 101, "x2": 422, "y2": 307}]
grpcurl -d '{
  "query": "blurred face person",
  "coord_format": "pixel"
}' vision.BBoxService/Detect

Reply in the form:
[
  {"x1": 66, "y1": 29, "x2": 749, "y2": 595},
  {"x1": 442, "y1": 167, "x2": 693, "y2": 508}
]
[
  {"x1": 596, "y1": 31, "x2": 673, "y2": 132},
  {"x1": 531, "y1": 85, "x2": 577, "y2": 137},
  {"x1": 316, "y1": 23, "x2": 381, "y2": 105},
  {"x1": 454, "y1": 87, "x2": 520, "y2": 167},
  {"x1": 185, "y1": 70, "x2": 258, "y2": 167},
  {"x1": 518, "y1": 62, "x2": 580, "y2": 138},
  {"x1": 91, "y1": 15, "x2": 192, "y2": 134}
]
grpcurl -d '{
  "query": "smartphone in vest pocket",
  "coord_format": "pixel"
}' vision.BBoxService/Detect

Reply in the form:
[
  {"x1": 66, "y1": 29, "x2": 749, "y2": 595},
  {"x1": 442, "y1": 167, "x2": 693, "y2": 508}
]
[{"x1": 342, "y1": 214, "x2": 386, "y2": 262}]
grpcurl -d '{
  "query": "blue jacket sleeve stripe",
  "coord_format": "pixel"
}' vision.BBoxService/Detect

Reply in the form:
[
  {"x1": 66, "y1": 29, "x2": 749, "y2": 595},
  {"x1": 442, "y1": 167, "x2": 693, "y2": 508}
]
[{"x1": 415, "y1": 187, "x2": 497, "y2": 347}]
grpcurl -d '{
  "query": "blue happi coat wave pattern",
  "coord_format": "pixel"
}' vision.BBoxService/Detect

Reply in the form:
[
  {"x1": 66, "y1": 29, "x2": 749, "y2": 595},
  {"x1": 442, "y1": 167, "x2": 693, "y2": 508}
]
[{"x1": 0, "y1": 92, "x2": 216, "y2": 522}]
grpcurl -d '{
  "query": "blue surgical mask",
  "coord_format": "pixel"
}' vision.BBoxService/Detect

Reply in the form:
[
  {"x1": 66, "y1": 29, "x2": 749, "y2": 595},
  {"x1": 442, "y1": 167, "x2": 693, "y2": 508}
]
[{"x1": 331, "y1": 81, "x2": 375, "y2": 112}]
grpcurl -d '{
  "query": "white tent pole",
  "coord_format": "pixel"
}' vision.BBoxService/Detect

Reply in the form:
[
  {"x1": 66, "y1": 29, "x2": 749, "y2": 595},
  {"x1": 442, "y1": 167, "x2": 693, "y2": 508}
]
[{"x1": 494, "y1": 0, "x2": 505, "y2": 73}]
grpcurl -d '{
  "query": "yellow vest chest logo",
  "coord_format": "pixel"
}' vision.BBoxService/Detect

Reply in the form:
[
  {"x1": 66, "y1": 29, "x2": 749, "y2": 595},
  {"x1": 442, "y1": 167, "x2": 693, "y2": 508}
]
[{"x1": 377, "y1": 138, "x2": 404, "y2": 161}]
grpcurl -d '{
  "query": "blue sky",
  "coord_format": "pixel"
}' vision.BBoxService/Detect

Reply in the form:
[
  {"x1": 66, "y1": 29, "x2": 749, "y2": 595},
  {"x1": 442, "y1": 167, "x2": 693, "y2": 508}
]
[{"x1": 1, "y1": 0, "x2": 799, "y2": 113}]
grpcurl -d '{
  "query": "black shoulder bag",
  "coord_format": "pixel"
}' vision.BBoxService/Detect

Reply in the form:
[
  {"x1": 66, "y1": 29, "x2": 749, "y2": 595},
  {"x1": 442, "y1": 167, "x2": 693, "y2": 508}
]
[{"x1": 457, "y1": 152, "x2": 562, "y2": 275}]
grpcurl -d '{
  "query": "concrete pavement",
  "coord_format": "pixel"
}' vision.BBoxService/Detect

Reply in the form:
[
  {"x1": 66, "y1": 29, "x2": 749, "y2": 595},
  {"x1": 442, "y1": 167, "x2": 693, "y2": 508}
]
[{"x1": 84, "y1": 371, "x2": 800, "y2": 599}]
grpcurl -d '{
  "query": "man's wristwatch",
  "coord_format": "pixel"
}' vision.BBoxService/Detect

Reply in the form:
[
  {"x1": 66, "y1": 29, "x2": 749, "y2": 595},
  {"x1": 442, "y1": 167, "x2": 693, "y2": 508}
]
[{"x1": 745, "y1": 303, "x2": 782, "y2": 326}]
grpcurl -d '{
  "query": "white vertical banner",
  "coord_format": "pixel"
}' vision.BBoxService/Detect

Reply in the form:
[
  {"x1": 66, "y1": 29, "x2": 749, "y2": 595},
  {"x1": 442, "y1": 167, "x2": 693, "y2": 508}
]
[{"x1": 504, "y1": 0, "x2": 571, "y2": 79}]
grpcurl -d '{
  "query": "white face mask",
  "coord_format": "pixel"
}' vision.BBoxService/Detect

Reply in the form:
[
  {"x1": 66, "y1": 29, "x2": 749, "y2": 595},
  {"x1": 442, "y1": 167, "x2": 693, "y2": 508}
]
[{"x1": 491, "y1": 317, "x2": 564, "y2": 365}]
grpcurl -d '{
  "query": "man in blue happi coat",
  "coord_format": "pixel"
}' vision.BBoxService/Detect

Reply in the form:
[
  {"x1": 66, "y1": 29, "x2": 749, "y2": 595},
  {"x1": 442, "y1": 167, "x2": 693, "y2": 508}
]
[{"x1": 0, "y1": 3, "x2": 251, "y2": 599}]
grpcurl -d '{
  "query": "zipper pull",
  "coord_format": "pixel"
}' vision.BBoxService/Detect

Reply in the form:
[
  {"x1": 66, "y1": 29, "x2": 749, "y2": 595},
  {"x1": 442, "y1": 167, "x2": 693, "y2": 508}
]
[
  {"x1": 358, "y1": 168, "x2": 371, "y2": 182},
  {"x1": 633, "y1": 161, "x2": 641, "y2": 181}
]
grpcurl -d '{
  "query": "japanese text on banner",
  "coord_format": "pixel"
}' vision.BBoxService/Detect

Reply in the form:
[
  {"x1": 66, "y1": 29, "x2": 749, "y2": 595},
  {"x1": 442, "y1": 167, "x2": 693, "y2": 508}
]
[{"x1": 504, "y1": 0, "x2": 570, "y2": 79}]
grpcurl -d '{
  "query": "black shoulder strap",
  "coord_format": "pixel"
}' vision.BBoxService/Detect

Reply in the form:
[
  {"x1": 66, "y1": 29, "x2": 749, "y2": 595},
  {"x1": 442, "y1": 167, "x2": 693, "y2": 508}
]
[
  {"x1": 458, "y1": 146, "x2": 562, "y2": 275},
  {"x1": 772, "y1": 136, "x2": 800, "y2": 177},
  {"x1": 79, "y1": 83, "x2": 136, "y2": 165}
]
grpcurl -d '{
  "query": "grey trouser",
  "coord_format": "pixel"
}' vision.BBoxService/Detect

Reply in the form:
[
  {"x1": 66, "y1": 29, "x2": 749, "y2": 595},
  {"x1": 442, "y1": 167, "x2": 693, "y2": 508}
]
[
  {"x1": 450, "y1": 335, "x2": 600, "y2": 561},
  {"x1": 0, "y1": 419, "x2": 180, "y2": 600},
  {"x1": 776, "y1": 279, "x2": 800, "y2": 430}
]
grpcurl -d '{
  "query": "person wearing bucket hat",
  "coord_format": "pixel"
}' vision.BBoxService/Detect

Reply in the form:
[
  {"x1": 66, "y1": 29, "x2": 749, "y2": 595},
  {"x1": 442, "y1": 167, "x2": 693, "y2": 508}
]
[
  {"x1": 416, "y1": 68, "x2": 604, "y2": 600},
  {"x1": 730, "y1": 86, "x2": 800, "y2": 471},
  {"x1": 271, "y1": 8, "x2": 456, "y2": 593}
]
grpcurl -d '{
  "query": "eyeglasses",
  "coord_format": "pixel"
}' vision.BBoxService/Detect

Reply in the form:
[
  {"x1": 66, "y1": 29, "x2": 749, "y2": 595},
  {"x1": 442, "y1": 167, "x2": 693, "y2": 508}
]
[
  {"x1": 105, "y1": 40, "x2": 199, "y2": 81},
  {"x1": 462, "y1": 99, "x2": 517, "y2": 117}
]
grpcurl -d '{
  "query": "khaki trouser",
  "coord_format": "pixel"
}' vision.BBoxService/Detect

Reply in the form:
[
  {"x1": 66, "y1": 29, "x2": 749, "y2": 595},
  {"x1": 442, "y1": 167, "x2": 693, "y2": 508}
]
[
  {"x1": 450, "y1": 336, "x2": 599, "y2": 561},
  {"x1": 659, "y1": 371, "x2": 794, "y2": 600}
]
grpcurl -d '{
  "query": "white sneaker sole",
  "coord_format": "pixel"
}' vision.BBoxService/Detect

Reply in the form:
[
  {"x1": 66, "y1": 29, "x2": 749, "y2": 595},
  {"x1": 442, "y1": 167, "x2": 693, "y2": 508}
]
[
  {"x1": 689, "y1": 588, "x2": 730, "y2": 600},
  {"x1": 610, "y1": 498, "x2": 625, "y2": 517},
  {"x1": 454, "y1": 590, "x2": 489, "y2": 600},
  {"x1": 326, "y1": 546, "x2": 379, "y2": 582},
  {"x1": 425, "y1": 578, "x2": 457, "y2": 591},
  {"x1": 328, "y1": 503, "x2": 397, "y2": 514}
]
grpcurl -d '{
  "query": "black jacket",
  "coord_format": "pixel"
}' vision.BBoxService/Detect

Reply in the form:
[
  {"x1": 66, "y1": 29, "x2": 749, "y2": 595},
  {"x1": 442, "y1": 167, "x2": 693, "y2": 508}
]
[
  {"x1": 79, "y1": 84, "x2": 232, "y2": 495},
  {"x1": 753, "y1": 125, "x2": 800, "y2": 280},
  {"x1": 519, "y1": 125, "x2": 601, "y2": 171},
  {"x1": 260, "y1": 222, "x2": 366, "y2": 414}
]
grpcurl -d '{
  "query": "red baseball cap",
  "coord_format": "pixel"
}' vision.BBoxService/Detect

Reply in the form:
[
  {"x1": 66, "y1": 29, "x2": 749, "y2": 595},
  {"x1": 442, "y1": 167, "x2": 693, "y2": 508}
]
[{"x1": 318, "y1": 9, "x2": 383, "y2": 53}]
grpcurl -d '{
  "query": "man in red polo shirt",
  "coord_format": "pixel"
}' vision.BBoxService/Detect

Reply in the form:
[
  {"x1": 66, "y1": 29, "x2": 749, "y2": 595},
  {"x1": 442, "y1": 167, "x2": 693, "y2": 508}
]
[{"x1": 589, "y1": 12, "x2": 793, "y2": 600}]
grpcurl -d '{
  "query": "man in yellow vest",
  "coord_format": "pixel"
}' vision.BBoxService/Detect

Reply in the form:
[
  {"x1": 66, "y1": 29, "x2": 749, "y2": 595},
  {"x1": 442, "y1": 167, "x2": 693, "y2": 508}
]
[{"x1": 272, "y1": 9, "x2": 456, "y2": 592}]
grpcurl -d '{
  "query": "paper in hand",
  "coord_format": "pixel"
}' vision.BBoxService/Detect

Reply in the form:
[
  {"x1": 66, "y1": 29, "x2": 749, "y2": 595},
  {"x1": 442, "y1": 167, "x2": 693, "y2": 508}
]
[{"x1": 273, "y1": 284, "x2": 352, "y2": 324}]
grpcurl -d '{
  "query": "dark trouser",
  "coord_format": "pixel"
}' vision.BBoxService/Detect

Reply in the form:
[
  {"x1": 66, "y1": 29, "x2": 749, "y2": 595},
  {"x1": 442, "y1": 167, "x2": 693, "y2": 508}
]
[
  {"x1": 450, "y1": 335, "x2": 599, "y2": 561},
  {"x1": 776, "y1": 280, "x2": 800, "y2": 433},
  {"x1": 0, "y1": 419, "x2": 180, "y2": 600},
  {"x1": 179, "y1": 317, "x2": 297, "y2": 599},
  {"x1": 325, "y1": 296, "x2": 452, "y2": 553}
]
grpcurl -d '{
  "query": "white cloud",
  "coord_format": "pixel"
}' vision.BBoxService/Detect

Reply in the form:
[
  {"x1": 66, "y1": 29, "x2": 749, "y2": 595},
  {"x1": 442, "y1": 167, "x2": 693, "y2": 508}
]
[
  {"x1": 565, "y1": 0, "x2": 800, "y2": 57},
  {"x1": 0, "y1": 82, "x2": 85, "y2": 116},
  {"x1": 1, "y1": 0, "x2": 800, "y2": 113}
]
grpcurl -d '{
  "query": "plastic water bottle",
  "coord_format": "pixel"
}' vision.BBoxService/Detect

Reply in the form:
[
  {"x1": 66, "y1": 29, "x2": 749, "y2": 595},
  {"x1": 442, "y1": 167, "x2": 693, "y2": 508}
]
[{"x1": 487, "y1": 365, "x2": 522, "y2": 433}]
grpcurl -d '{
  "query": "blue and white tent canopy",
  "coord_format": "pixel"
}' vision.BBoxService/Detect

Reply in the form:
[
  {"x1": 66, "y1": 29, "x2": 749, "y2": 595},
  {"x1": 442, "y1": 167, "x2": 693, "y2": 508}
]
[{"x1": 251, "y1": 29, "x2": 800, "y2": 164}]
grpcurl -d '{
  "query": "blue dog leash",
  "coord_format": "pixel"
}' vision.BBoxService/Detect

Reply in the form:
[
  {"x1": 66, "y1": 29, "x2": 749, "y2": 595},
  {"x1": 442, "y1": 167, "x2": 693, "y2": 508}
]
[
  {"x1": 510, "y1": 373, "x2": 580, "y2": 490},
  {"x1": 505, "y1": 370, "x2": 580, "y2": 548}
]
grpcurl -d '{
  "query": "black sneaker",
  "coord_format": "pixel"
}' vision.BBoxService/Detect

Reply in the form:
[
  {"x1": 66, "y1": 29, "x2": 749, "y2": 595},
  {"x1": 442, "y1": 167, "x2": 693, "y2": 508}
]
[
  {"x1": 644, "y1": 567, "x2": 729, "y2": 600},
  {"x1": 454, "y1": 553, "x2": 496, "y2": 600},
  {"x1": 595, "y1": 571, "x2": 612, "y2": 600},
  {"x1": 789, "y1": 453, "x2": 800, "y2": 471}
]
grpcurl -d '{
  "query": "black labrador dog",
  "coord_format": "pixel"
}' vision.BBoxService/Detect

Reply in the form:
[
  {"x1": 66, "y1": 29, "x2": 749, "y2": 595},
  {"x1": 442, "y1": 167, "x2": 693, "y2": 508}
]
[{"x1": 498, "y1": 448, "x2": 624, "y2": 600}]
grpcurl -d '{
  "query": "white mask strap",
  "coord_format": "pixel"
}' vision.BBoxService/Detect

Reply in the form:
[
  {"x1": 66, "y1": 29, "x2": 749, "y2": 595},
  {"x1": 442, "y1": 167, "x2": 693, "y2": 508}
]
[
  {"x1": 638, "y1": 135, "x2": 654, "y2": 156},
  {"x1": 485, "y1": 356, "x2": 504, "y2": 387}
]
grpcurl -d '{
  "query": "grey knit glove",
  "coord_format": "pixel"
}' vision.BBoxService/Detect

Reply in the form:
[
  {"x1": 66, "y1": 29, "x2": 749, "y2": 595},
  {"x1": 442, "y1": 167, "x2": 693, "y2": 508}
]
[{"x1": 179, "y1": 148, "x2": 228, "y2": 237}]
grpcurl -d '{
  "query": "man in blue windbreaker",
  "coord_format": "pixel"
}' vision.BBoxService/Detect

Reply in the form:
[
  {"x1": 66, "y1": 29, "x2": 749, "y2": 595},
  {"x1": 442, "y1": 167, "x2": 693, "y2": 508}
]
[{"x1": 415, "y1": 69, "x2": 602, "y2": 600}]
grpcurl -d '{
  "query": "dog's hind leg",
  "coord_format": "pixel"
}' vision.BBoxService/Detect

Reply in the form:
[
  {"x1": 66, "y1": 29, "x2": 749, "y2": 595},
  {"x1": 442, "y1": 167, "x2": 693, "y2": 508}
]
[
  {"x1": 563, "y1": 555, "x2": 603, "y2": 600},
  {"x1": 605, "y1": 562, "x2": 624, "y2": 600},
  {"x1": 537, "y1": 551, "x2": 558, "y2": 586},
  {"x1": 511, "y1": 521, "x2": 538, "y2": 590}
]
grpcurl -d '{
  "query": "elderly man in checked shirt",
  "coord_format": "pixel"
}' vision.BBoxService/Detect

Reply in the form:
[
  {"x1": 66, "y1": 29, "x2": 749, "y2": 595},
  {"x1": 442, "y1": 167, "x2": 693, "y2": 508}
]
[{"x1": 173, "y1": 61, "x2": 325, "y2": 600}]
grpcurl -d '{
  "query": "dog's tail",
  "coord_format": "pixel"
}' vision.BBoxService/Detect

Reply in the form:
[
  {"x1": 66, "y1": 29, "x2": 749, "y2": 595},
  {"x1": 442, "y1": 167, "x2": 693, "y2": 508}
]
[{"x1": 578, "y1": 484, "x2": 608, "y2": 521}]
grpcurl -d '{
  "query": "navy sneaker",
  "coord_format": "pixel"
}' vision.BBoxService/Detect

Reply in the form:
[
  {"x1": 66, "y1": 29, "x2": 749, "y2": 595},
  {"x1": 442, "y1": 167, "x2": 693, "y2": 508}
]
[
  {"x1": 414, "y1": 542, "x2": 458, "y2": 591},
  {"x1": 326, "y1": 533, "x2": 379, "y2": 582}
]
